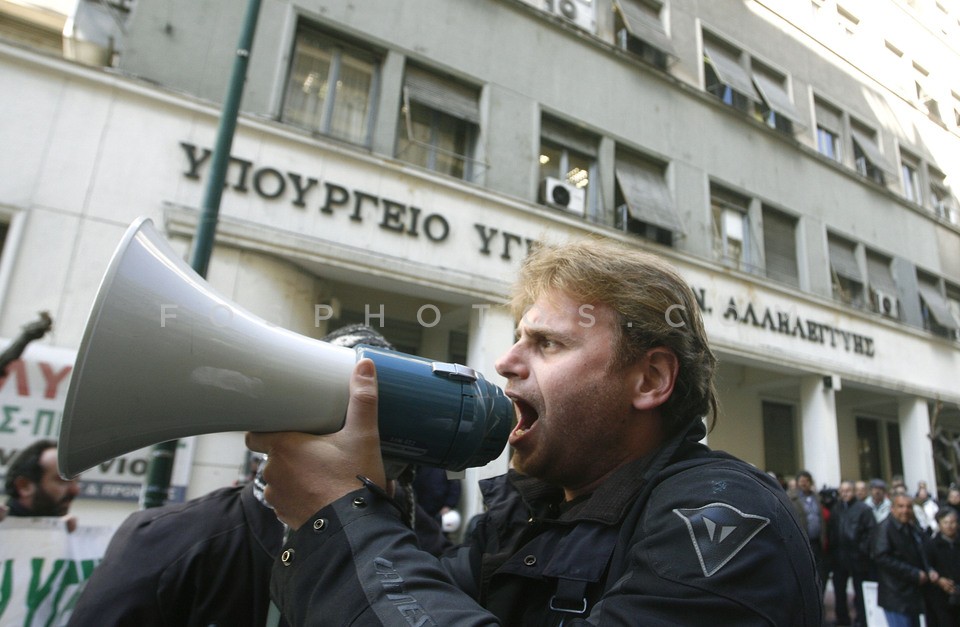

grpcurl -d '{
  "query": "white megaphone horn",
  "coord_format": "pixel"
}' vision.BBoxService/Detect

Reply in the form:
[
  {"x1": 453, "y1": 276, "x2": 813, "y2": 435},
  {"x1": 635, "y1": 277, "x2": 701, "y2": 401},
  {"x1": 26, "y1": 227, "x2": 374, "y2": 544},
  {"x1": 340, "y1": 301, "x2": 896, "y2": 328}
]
[{"x1": 58, "y1": 218, "x2": 512, "y2": 479}]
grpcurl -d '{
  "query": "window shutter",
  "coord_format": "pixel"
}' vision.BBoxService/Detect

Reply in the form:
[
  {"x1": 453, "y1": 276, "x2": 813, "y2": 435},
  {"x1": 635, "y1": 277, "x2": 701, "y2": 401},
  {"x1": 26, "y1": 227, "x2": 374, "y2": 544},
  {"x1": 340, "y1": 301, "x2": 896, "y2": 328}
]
[
  {"x1": 615, "y1": 160, "x2": 682, "y2": 233},
  {"x1": 614, "y1": 0, "x2": 676, "y2": 56},
  {"x1": 866, "y1": 255, "x2": 897, "y2": 294},
  {"x1": 828, "y1": 237, "x2": 861, "y2": 282},
  {"x1": 404, "y1": 67, "x2": 479, "y2": 124},
  {"x1": 763, "y1": 209, "x2": 799, "y2": 286},
  {"x1": 918, "y1": 282, "x2": 959, "y2": 330},
  {"x1": 753, "y1": 72, "x2": 801, "y2": 124},
  {"x1": 703, "y1": 41, "x2": 761, "y2": 101}
]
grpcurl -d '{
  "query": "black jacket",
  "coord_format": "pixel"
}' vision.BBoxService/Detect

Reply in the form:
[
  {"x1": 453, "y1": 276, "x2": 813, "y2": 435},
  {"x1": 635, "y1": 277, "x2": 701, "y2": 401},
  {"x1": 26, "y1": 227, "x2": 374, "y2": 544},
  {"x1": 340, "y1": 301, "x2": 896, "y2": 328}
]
[
  {"x1": 272, "y1": 421, "x2": 823, "y2": 625},
  {"x1": 872, "y1": 515, "x2": 932, "y2": 615},
  {"x1": 68, "y1": 483, "x2": 286, "y2": 627},
  {"x1": 829, "y1": 498, "x2": 876, "y2": 569}
]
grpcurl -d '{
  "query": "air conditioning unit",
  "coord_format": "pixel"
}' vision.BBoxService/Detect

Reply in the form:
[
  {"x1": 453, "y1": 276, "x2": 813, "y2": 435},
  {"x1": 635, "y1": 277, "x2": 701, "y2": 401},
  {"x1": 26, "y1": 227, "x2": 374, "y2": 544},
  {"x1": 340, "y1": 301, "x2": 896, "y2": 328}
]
[
  {"x1": 540, "y1": 177, "x2": 586, "y2": 216},
  {"x1": 874, "y1": 289, "x2": 899, "y2": 319},
  {"x1": 545, "y1": 0, "x2": 597, "y2": 34}
]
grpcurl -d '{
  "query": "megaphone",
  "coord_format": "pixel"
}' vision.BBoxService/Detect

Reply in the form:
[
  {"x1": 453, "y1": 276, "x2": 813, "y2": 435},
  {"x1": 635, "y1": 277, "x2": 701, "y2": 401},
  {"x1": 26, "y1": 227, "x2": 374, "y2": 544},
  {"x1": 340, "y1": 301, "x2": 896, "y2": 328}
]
[{"x1": 58, "y1": 218, "x2": 513, "y2": 478}]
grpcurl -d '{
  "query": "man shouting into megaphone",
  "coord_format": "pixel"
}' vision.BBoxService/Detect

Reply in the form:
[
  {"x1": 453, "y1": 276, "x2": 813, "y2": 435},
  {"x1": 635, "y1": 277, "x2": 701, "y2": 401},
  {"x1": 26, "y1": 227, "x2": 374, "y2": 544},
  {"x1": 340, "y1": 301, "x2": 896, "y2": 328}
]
[{"x1": 248, "y1": 238, "x2": 824, "y2": 626}]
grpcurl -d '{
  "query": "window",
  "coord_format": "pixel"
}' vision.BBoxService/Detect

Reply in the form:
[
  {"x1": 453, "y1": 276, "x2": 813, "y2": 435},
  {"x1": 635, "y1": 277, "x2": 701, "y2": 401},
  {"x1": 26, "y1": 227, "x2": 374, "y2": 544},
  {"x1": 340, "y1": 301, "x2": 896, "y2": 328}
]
[
  {"x1": 866, "y1": 252, "x2": 899, "y2": 319},
  {"x1": 762, "y1": 402, "x2": 797, "y2": 479},
  {"x1": 857, "y1": 418, "x2": 903, "y2": 482},
  {"x1": 828, "y1": 234, "x2": 864, "y2": 308},
  {"x1": 900, "y1": 150, "x2": 922, "y2": 204},
  {"x1": 814, "y1": 98, "x2": 843, "y2": 162},
  {"x1": 281, "y1": 26, "x2": 379, "y2": 146},
  {"x1": 711, "y1": 185, "x2": 753, "y2": 271},
  {"x1": 762, "y1": 206, "x2": 799, "y2": 287},
  {"x1": 881, "y1": 40, "x2": 909, "y2": 95},
  {"x1": 702, "y1": 33, "x2": 798, "y2": 136},
  {"x1": 851, "y1": 121, "x2": 888, "y2": 185},
  {"x1": 918, "y1": 274, "x2": 959, "y2": 338},
  {"x1": 703, "y1": 35, "x2": 759, "y2": 114},
  {"x1": 613, "y1": 0, "x2": 675, "y2": 69},
  {"x1": 930, "y1": 168, "x2": 956, "y2": 223},
  {"x1": 752, "y1": 62, "x2": 799, "y2": 135},
  {"x1": 396, "y1": 66, "x2": 481, "y2": 181},
  {"x1": 914, "y1": 63, "x2": 942, "y2": 124},
  {"x1": 836, "y1": 5, "x2": 859, "y2": 36},
  {"x1": 614, "y1": 152, "x2": 680, "y2": 246},
  {"x1": 856, "y1": 418, "x2": 882, "y2": 481},
  {"x1": 946, "y1": 283, "x2": 960, "y2": 339},
  {"x1": 539, "y1": 117, "x2": 598, "y2": 218}
]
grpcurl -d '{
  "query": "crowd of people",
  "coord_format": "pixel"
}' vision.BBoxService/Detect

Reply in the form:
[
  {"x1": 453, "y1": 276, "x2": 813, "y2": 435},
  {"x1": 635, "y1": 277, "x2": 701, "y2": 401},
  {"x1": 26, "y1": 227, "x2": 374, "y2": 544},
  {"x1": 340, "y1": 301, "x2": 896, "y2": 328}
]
[{"x1": 781, "y1": 470, "x2": 960, "y2": 627}]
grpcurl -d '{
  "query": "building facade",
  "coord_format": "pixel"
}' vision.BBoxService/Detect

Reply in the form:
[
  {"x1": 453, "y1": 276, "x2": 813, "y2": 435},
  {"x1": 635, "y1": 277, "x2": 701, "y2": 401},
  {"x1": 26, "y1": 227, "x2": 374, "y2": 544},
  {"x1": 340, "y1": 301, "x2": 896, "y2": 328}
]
[{"x1": 1, "y1": 0, "x2": 959, "y2": 526}]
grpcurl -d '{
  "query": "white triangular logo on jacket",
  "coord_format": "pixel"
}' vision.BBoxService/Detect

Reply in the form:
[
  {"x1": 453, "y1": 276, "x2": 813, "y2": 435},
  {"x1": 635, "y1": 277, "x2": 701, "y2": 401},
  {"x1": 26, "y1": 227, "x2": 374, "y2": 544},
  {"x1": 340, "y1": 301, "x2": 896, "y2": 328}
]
[{"x1": 674, "y1": 503, "x2": 770, "y2": 577}]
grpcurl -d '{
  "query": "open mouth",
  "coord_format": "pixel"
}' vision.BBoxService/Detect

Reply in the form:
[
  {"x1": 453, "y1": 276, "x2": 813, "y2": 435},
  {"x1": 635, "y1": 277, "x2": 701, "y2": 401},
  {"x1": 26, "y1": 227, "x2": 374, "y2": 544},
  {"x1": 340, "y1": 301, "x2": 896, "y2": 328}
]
[{"x1": 510, "y1": 397, "x2": 539, "y2": 441}]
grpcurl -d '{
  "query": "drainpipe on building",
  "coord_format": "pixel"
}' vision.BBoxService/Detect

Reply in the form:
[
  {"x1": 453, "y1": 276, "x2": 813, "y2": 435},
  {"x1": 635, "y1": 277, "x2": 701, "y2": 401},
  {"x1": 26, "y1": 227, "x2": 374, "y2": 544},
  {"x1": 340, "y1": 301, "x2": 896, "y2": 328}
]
[{"x1": 140, "y1": 0, "x2": 263, "y2": 509}]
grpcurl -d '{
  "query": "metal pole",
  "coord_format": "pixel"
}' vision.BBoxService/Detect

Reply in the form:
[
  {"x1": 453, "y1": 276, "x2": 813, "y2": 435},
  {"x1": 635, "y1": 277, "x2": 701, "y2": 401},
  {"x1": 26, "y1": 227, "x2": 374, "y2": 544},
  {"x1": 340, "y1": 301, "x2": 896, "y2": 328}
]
[{"x1": 140, "y1": 0, "x2": 262, "y2": 509}]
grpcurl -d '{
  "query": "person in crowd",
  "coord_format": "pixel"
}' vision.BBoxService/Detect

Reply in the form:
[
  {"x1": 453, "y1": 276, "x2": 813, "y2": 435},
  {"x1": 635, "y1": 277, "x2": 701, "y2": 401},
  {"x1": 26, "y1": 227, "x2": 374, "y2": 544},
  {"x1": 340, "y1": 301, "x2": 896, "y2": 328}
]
[
  {"x1": 916, "y1": 481, "x2": 940, "y2": 537},
  {"x1": 869, "y1": 478, "x2": 893, "y2": 523},
  {"x1": 873, "y1": 492, "x2": 938, "y2": 627},
  {"x1": 947, "y1": 486, "x2": 960, "y2": 510},
  {"x1": 829, "y1": 480, "x2": 877, "y2": 627},
  {"x1": 67, "y1": 456, "x2": 288, "y2": 627},
  {"x1": 891, "y1": 475, "x2": 907, "y2": 493},
  {"x1": 68, "y1": 324, "x2": 448, "y2": 627},
  {"x1": 925, "y1": 507, "x2": 960, "y2": 627},
  {"x1": 248, "y1": 238, "x2": 823, "y2": 624},
  {"x1": 791, "y1": 470, "x2": 828, "y2": 592},
  {"x1": 855, "y1": 480, "x2": 870, "y2": 503},
  {"x1": 3, "y1": 438, "x2": 79, "y2": 528}
]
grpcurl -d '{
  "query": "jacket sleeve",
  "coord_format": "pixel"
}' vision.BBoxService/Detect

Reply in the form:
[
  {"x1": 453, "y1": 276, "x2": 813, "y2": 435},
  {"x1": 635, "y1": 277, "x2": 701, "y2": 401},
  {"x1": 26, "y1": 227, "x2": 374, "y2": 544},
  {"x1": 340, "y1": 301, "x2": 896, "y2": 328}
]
[
  {"x1": 872, "y1": 524, "x2": 922, "y2": 583},
  {"x1": 857, "y1": 507, "x2": 876, "y2": 561},
  {"x1": 67, "y1": 512, "x2": 166, "y2": 627},
  {"x1": 270, "y1": 485, "x2": 499, "y2": 626},
  {"x1": 571, "y1": 464, "x2": 823, "y2": 626}
]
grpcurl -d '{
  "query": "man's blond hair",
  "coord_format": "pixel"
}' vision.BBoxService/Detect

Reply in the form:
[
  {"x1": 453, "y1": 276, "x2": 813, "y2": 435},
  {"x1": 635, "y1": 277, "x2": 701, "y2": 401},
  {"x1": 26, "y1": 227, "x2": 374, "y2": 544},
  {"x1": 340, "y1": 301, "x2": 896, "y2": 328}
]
[{"x1": 510, "y1": 237, "x2": 718, "y2": 434}]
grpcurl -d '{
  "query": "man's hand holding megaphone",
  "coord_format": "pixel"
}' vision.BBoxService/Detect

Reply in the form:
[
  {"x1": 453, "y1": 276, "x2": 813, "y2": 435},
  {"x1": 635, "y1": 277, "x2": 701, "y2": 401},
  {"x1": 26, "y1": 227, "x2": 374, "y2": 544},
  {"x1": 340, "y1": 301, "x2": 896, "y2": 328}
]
[{"x1": 246, "y1": 359, "x2": 386, "y2": 531}]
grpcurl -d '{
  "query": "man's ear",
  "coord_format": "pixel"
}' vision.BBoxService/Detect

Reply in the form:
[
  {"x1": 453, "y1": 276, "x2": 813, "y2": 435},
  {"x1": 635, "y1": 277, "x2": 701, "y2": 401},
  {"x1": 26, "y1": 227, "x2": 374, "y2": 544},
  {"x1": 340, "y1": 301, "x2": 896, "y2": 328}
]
[
  {"x1": 631, "y1": 347, "x2": 678, "y2": 411},
  {"x1": 13, "y1": 476, "x2": 35, "y2": 501}
]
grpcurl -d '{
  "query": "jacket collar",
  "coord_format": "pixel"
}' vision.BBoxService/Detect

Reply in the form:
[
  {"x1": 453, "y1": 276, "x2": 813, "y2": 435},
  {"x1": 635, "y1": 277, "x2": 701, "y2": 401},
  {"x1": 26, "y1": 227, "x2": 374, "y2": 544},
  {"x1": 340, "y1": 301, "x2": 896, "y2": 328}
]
[{"x1": 503, "y1": 419, "x2": 708, "y2": 526}]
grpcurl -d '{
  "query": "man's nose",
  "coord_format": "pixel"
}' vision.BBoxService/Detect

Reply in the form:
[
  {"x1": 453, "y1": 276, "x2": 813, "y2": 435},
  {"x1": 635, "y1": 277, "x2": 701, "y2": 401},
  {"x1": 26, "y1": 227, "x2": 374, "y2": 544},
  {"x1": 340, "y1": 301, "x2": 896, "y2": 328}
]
[{"x1": 495, "y1": 342, "x2": 526, "y2": 379}]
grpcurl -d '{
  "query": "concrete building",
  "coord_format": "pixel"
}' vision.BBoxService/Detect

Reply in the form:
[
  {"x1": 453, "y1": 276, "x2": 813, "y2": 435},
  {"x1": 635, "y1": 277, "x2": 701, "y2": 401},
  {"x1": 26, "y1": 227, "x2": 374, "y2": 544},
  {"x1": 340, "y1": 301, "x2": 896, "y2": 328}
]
[{"x1": 1, "y1": 0, "x2": 959, "y2": 526}]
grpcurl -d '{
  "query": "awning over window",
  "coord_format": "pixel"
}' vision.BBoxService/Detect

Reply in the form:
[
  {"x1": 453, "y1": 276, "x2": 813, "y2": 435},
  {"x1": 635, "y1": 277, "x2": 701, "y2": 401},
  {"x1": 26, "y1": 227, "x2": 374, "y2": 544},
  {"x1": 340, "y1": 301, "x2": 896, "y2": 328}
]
[
  {"x1": 404, "y1": 67, "x2": 480, "y2": 124},
  {"x1": 866, "y1": 255, "x2": 897, "y2": 294},
  {"x1": 615, "y1": 161, "x2": 682, "y2": 234},
  {"x1": 814, "y1": 99, "x2": 842, "y2": 133},
  {"x1": 851, "y1": 130, "x2": 894, "y2": 173},
  {"x1": 752, "y1": 72, "x2": 801, "y2": 125},
  {"x1": 703, "y1": 42, "x2": 761, "y2": 101},
  {"x1": 828, "y1": 237, "x2": 861, "y2": 282},
  {"x1": 614, "y1": 0, "x2": 677, "y2": 57},
  {"x1": 919, "y1": 283, "x2": 960, "y2": 330}
]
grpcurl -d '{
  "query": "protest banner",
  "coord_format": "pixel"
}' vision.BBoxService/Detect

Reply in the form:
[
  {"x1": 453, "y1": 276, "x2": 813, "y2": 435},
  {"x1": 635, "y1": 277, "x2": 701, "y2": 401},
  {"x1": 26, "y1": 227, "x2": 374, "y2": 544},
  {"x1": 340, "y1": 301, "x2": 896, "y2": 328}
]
[{"x1": 0, "y1": 517, "x2": 114, "y2": 626}]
